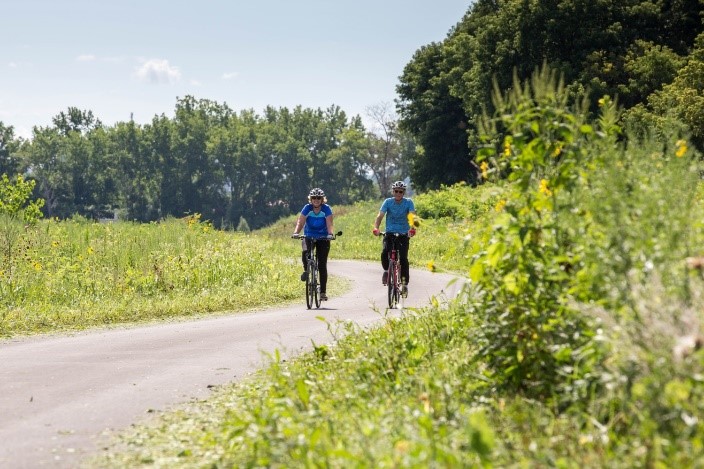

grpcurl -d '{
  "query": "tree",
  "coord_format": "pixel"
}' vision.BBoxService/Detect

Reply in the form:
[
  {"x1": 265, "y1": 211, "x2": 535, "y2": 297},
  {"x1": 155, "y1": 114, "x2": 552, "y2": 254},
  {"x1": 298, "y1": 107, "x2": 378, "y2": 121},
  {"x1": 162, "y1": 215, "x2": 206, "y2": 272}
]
[
  {"x1": 397, "y1": 0, "x2": 704, "y2": 190},
  {"x1": 397, "y1": 42, "x2": 475, "y2": 191},
  {"x1": 170, "y1": 96, "x2": 230, "y2": 222},
  {"x1": 0, "y1": 174, "x2": 44, "y2": 268},
  {"x1": 362, "y1": 103, "x2": 412, "y2": 196},
  {"x1": 24, "y1": 126, "x2": 73, "y2": 217},
  {"x1": 625, "y1": 31, "x2": 704, "y2": 150},
  {"x1": 0, "y1": 123, "x2": 22, "y2": 177},
  {"x1": 52, "y1": 107, "x2": 102, "y2": 136}
]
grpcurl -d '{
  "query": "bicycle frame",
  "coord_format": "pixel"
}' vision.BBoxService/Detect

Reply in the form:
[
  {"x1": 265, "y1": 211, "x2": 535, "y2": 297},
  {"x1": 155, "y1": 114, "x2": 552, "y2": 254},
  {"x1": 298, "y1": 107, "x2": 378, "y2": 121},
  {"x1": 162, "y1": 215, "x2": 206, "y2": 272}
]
[
  {"x1": 381, "y1": 232, "x2": 406, "y2": 309},
  {"x1": 292, "y1": 231, "x2": 341, "y2": 309},
  {"x1": 304, "y1": 238, "x2": 321, "y2": 309}
]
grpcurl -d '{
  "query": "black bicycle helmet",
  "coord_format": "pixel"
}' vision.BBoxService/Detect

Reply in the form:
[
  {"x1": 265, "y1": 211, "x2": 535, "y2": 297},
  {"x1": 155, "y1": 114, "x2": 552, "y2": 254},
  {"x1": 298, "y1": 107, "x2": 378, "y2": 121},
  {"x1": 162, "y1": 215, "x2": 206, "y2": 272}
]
[{"x1": 309, "y1": 188, "x2": 325, "y2": 197}]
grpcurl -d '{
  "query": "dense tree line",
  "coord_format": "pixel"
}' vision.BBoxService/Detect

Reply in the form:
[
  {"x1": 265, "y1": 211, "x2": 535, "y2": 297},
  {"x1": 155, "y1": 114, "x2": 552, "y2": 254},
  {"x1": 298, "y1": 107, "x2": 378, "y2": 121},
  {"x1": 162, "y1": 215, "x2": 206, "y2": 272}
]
[
  {"x1": 0, "y1": 98, "x2": 413, "y2": 228},
  {"x1": 397, "y1": 0, "x2": 704, "y2": 191}
]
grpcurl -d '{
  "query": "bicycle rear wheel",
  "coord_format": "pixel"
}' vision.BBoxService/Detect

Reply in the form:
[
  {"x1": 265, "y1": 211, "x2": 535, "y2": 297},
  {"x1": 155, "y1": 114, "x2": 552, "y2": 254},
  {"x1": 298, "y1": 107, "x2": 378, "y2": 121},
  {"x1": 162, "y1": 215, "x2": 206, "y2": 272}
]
[{"x1": 387, "y1": 264, "x2": 399, "y2": 308}]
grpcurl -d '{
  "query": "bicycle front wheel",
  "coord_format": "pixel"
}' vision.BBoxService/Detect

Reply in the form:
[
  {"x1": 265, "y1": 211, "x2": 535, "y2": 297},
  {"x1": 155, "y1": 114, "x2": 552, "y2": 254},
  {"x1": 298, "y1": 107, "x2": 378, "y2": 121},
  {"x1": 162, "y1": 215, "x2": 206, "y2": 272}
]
[
  {"x1": 312, "y1": 266, "x2": 321, "y2": 308},
  {"x1": 306, "y1": 264, "x2": 315, "y2": 309}
]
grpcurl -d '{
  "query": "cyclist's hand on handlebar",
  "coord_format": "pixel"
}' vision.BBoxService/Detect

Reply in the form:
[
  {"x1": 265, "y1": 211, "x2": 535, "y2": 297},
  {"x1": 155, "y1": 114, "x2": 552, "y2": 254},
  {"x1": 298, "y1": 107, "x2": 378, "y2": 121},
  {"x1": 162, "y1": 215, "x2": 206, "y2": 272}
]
[
  {"x1": 409, "y1": 228, "x2": 416, "y2": 237},
  {"x1": 291, "y1": 233, "x2": 300, "y2": 239},
  {"x1": 326, "y1": 234, "x2": 334, "y2": 240},
  {"x1": 372, "y1": 228, "x2": 380, "y2": 236}
]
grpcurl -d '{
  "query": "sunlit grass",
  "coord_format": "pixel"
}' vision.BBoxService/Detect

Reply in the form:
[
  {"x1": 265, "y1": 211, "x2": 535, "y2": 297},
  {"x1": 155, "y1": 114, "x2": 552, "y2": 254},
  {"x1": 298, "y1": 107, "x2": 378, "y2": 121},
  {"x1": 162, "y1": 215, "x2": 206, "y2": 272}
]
[{"x1": 0, "y1": 215, "x2": 336, "y2": 337}]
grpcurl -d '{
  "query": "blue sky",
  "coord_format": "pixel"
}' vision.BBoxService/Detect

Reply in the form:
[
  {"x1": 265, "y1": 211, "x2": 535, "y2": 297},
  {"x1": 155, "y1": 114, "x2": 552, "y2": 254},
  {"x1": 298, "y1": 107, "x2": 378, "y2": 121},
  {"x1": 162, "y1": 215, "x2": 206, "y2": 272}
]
[{"x1": 1, "y1": 1, "x2": 470, "y2": 139}]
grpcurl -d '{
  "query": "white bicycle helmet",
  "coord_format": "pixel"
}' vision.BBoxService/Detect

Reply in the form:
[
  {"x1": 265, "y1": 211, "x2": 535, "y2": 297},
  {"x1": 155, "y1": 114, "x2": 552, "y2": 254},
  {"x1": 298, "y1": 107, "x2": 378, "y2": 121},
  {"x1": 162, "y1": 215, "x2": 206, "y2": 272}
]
[
  {"x1": 391, "y1": 181, "x2": 407, "y2": 191},
  {"x1": 308, "y1": 188, "x2": 325, "y2": 197}
]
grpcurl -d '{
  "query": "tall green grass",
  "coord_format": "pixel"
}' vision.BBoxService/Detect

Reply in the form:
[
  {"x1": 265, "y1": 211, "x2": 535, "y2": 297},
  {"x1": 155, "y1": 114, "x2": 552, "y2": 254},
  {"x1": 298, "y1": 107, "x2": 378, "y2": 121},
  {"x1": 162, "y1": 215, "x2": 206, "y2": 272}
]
[{"x1": 0, "y1": 214, "x2": 310, "y2": 337}]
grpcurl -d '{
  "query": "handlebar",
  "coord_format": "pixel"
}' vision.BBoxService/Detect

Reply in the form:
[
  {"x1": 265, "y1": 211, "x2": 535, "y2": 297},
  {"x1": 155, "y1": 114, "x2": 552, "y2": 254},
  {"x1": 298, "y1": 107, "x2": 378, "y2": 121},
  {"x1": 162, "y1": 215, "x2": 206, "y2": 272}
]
[
  {"x1": 291, "y1": 230, "x2": 343, "y2": 240},
  {"x1": 377, "y1": 232, "x2": 410, "y2": 237}
]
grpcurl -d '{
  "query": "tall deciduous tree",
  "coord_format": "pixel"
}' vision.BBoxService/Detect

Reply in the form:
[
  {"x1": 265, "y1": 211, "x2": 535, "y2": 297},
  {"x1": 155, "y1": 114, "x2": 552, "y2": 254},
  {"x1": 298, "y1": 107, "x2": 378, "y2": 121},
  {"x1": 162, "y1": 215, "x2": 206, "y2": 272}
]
[
  {"x1": 362, "y1": 102, "x2": 413, "y2": 196},
  {"x1": 397, "y1": 42, "x2": 474, "y2": 191},
  {"x1": 0, "y1": 123, "x2": 22, "y2": 177}
]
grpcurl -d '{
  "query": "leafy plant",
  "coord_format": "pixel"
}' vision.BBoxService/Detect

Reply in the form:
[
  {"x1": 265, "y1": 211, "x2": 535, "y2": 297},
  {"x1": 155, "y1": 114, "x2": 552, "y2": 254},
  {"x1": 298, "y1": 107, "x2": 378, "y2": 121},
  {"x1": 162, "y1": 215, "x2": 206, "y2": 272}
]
[
  {"x1": 471, "y1": 67, "x2": 614, "y2": 403},
  {"x1": 0, "y1": 174, "x2": 45, "y2": 284}
]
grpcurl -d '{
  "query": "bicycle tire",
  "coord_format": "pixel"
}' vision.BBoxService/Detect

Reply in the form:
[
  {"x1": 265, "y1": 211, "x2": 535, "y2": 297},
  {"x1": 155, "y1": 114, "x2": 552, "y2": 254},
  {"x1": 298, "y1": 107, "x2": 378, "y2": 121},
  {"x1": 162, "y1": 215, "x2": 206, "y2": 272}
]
[
  {"x1": 306, "y1": 259, "x2": 315, "y2": 309},
  {"x1": 387, "y1": 262, "x2": 399, "y2": 308},
  {"x1": 393, "y1": 261, "x2": 401, "y2": 307},
  {"x1": 312, "y1": 266, "x2": 321, "y2": 308},
  {"x1": 387, "y1": 269, "x2": 394, "y2": 308}
]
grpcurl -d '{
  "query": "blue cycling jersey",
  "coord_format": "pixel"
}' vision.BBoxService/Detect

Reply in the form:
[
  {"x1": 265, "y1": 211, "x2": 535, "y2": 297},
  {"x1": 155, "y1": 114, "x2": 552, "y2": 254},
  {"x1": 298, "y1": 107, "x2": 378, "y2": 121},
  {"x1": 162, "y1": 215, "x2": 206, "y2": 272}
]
[
  {"x1": 379, "y1": 197, "x2": 415, "y2": 233},
  {"x1": 301, "y1": 203, "x2": 333, "y2": 238}
]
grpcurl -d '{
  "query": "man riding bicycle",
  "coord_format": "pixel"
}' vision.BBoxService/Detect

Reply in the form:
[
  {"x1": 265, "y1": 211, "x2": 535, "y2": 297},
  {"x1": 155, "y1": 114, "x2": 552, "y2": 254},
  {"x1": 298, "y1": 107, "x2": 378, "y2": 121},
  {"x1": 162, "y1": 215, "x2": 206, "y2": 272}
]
[
  {"x1": 292, "y1": 188, "x2": 335, "y2": 301},
  {"x1": 372, "y1": 181, "x2": 416, "y2": 296}
]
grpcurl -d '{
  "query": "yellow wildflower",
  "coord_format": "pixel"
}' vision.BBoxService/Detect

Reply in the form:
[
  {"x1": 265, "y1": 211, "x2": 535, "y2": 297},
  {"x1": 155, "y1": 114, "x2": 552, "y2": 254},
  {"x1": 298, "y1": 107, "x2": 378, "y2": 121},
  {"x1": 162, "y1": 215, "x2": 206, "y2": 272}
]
[
  {"x1": 427, "y1": 260, "x2": 436, "y2": 272},
  {"x1": 676, "y1": 140, "x2": 687, "y2": 158},
  {"x1": 503, "y1": 139, "x2": 512, "y2": 157},
  {"x1": 539, "y1": 179, "x2": 553, "y2": 196},
  {"x1": 480, "y1": 161, "x2": 489, "y2": 178},
  {"x1": 552, "y1": 144, "x2": 562, "y2": 157},
  {"x1": 495, "y1": 199, "x2": 506, "y2": 212}
]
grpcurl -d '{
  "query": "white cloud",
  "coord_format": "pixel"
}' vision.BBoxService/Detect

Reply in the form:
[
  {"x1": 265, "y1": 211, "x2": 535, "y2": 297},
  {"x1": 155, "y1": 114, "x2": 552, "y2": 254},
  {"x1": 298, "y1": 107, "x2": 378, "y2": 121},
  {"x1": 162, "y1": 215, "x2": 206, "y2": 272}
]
[
  {"x1": 76, "y1": 54, "x2": 96, "y2": 62},
  {"x1": 190, "y1": 79, "x2": 202, "y2": 86},
  {"x1": 133, "y1": 58, "x2": 181, "y2": 85},
  {"x1": 8, "y1": 62, "x2": 17, "y2": 68},
  {"x1": 221, "y1": 72, "x2": 239, "y2": 80}
]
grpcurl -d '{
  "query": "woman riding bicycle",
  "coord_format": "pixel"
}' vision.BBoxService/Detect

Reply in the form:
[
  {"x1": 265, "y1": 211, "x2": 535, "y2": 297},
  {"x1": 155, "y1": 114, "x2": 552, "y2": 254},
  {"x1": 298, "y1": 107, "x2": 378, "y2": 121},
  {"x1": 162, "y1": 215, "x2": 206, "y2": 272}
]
[
  {"x1": 372, "y1": 181, "x2": 416, "y2": 296},
  {"x1": 292, "y1": 188, "x2": 335, "y2": 301}
]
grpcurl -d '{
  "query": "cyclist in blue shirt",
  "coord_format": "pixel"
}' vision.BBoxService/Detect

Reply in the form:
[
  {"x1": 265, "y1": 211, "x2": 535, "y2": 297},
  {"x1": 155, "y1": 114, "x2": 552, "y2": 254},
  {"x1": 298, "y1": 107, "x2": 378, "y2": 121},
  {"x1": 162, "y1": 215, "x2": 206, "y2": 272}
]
[
  {"x1": 372, "y1": 181, "x2": 416, "y2": 296},
  {"x1": 292, "y1": 188, "x2": 335, "y2": 301}
]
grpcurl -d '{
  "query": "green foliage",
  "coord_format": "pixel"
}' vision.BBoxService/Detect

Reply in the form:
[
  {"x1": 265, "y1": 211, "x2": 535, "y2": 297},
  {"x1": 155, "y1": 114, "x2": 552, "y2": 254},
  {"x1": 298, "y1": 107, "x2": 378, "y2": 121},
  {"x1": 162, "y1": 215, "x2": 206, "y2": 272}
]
[
  {"x1": 627, "y1": 31, "x2": 704, "y2": 151},
  {"x1": 0, "y1": 122, "x2": 22, "y2": 176},
  {"x1": 17, "y1": 99, "x2": 377, "y2": 227},
  {"x1": 396, "y1": 42, "x2": 477, "y2": 191},
  {"x1": 0, "y1": 173, "x2": 44, "y2": 223},
  {"x1": 235, "y1": 216, "x2": 251, "y2": 232},
  {"x1": 414, "y1": 181, "x2": 499, "y2": 221},
  {"x1": 397, "y1": 0, "x2": 704, "y2": 191},
  {"x1": 469, "y1": 67, "x2": 606, "y2": 402}
]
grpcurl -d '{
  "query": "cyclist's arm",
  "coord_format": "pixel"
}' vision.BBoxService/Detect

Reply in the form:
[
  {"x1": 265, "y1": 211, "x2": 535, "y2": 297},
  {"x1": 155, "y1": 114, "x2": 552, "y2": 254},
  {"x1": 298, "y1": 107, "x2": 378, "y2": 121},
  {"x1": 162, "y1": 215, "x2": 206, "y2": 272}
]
[
  {"x1": 326, "y1": 213, "x2": 334, "y2": 236},
  {"x1": 293, "y1": 213, "x2": 306, "y2": 235},
  {"x1": 373, "y1": 211, "x2": 384, "y2": 231}
]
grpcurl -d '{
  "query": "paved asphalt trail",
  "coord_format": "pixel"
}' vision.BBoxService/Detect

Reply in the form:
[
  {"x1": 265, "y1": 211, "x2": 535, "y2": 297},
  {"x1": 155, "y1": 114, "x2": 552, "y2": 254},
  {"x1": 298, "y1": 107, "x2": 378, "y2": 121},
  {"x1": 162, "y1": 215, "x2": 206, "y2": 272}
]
[{"x1": 0, "y1": 260, "x2": 462, "y2": 468}]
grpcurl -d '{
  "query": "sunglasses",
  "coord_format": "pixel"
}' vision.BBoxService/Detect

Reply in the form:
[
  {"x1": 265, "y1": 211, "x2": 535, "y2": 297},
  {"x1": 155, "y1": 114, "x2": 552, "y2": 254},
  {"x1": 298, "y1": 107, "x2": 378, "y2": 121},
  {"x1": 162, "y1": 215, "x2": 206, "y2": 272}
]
[
  {"x1": 393, "y1": 190, "x2": 405, "y2": 194},
  {"x1": 311, "y1": 196, "x2": 323, "y2": 200}
]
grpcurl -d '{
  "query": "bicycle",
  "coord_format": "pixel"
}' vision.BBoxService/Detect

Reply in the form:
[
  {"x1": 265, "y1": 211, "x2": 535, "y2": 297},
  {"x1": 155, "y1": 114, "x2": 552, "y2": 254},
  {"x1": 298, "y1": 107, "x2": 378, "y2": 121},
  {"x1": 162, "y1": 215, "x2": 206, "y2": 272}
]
[
  {"x1": 380, "y1": 232, "x2": 408, "y2": 309},
  {"x1": 292, "y1": 231, "x2": 342, "y2": 309}
]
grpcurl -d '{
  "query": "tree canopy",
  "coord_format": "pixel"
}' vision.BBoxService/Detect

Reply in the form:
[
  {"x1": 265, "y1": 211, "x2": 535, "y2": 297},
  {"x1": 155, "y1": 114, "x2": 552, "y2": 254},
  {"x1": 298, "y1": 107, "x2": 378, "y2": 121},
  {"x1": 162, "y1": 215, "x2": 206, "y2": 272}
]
[
  {"x1": 397, "y1": 0, "x2": 704, "y2": 189},
  {"x1": 1, "y1": 98, "x2": 378, "y2": 228}
]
